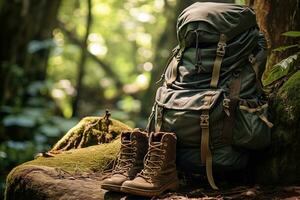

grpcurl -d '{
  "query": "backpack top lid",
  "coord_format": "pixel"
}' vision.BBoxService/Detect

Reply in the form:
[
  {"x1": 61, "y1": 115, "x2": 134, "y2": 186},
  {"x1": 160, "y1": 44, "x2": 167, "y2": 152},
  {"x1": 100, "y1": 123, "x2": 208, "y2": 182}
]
[{"x1": 177, "y1": 2, "x2": 257, "y2": 45}]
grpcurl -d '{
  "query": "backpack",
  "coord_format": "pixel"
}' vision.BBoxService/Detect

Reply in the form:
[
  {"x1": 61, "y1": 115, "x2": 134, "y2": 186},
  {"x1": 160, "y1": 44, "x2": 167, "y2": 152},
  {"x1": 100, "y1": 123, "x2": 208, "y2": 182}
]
[{"x1": 146, "y1": 2, "x2": 273, "y2": 189}]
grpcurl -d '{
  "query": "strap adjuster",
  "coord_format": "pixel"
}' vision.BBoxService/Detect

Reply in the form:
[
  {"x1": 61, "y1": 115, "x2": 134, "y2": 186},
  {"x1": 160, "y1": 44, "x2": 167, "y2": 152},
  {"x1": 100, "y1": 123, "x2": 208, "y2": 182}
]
[
  {"x1": 248, "y1": 54, "x2": 256, "y2": 64},
  {"x1": 217, "y1": 43, "x2": 226, "y2": 56},
  {"x1": 200, "y1": 114, "x2": 209, "y2": 127},
  {"x1": 223, "y1": 99, "x2": 230, "y2": 116},
  {"x1": 223, "y1": 98, "x2": 230, "y2": 109},
  {"x1": 176, "y1": 50, "x2": 182, "y2": 62}
]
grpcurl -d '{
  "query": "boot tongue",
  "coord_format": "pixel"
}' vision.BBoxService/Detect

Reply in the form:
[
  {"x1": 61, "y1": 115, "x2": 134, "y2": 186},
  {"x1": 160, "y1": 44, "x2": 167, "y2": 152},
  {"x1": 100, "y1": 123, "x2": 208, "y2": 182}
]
[
  {"x1": 148, "y1": 132, "x2": 164, "y2": 159},
  {"x1": 121, "y1": 131, "x2": 131, "y2": 143},
  {"x1": 143, "y1": 139, "x2": 163, "y2": 174},
  {"x1": 152, "y1": 132, "x2": 164, "y2": 142},
  {"x1": 148, "y1": 142, "x2": 162, "y2": 161}
]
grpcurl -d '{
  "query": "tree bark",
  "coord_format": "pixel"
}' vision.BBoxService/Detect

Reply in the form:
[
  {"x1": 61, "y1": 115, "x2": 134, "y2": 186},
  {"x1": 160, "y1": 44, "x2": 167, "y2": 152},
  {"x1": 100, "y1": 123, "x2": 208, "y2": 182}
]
[
  {"x1": 72, "y1": 0, "x2": 92, "y2": 117},
  {"x1": 247, "y1": 0, "x2": 300, "y2": 73},
  {"x1": 0, "y1": 0, "x2": 61, "y2": 106}
]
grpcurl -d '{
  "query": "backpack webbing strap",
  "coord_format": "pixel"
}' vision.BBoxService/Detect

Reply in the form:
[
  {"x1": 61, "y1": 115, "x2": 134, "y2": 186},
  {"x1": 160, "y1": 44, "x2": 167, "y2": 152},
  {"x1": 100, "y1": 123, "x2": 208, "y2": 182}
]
[
  {"x1": 222, "y1": 75, "x2": 241, "y2": 144},
  {"x1": 210, "y1": 34, "x2": 227, "y2": 88},
  {"x1": 239, "y1": 104, "x2": 273, "y2": 128},
  {"x1": 200, "y1": 95, "x2": 219, "y2": 190},
  {"x1": 248, "y1": 54, "x2": 264, "y2": 94}
]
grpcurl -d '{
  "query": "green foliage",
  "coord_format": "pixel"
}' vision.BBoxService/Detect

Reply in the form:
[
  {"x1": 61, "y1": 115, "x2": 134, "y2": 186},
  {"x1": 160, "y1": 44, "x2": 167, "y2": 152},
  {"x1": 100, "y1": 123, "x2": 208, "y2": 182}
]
[
  {"x1": 235, "y1": 0, "x2": 245, "y2": 5},
  {"x1": 265, "y1": 31, "x2": 300, "y2": 86},
  {"x1": 0, "y1": 79, "x2": 78, "y2": 195},
  {"x1": 273, "y1": 31, "x2": 300, "y2": 52},
  {"x1": 272, "y1": 44, "x2": 300, "y2": 53},
  {"x1": 263, "y1": 54, "x2": 299, "y2": 86},
  {"x1": 282, "y1": 31, "x2": 300, "y2": 37},
  {"x1": 48, "y1": 0, "x2": 168, "y2": 117}
]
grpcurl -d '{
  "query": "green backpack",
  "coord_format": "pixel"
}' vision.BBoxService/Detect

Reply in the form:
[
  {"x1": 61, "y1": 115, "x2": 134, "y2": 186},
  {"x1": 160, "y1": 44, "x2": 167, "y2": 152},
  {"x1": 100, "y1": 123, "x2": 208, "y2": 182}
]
[{"x1": 146, "y1": 2, "x2": 273, "y2": 189}]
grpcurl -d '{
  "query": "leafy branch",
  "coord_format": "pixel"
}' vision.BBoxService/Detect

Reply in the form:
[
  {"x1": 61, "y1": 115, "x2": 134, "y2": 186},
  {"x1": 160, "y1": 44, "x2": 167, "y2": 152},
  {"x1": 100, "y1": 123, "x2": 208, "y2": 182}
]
[
  {"x1": 57, "y1": 21, "x2": 123, "y2": 89},
  {"x1": 264, "y1": 31, "x2": 300, "y2": 89}
]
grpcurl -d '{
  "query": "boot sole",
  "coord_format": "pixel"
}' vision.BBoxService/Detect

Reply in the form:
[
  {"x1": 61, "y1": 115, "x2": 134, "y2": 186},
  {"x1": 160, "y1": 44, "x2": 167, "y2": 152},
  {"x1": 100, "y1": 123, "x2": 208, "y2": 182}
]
[
  {"x1": 121, "y1": 180, "x2": 179, "y2": 197},
  {"x1": 101, "y1": 183, "x2": 122, "y2": 192}
]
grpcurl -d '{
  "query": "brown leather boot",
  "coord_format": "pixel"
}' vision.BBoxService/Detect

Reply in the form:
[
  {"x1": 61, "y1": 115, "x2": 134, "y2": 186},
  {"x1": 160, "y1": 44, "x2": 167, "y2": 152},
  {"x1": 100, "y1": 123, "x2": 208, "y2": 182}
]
[
  {"x1": 101, "y1": 129, "x2": 148, "y2": 192},
  {"x1": 121, "y1": 132, "x2": 179, "y2": 197}
]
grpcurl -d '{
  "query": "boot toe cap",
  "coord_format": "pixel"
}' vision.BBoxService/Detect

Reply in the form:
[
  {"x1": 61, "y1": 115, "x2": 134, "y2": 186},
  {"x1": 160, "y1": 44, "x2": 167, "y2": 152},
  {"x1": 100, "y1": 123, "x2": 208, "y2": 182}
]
[
  {"x1": 101, "y1": 174, "x2": 128, "y2": 191},
  {"x1": 121, "y1": 177, "x2": 155, "y2": 190}
]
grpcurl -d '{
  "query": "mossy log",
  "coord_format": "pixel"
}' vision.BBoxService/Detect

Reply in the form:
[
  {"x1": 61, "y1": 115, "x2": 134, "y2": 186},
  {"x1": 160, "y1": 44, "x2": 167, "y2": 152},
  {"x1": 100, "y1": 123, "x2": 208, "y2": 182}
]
[
  {"x1": 4, "y1": 72, "x2": 300, "y2": 199},
  {"x1": 50, "y1": 116, "x2": 132, "y2": 152},
  {"x1": 5, "y1": 117, "x2": 132, "y2": 200}
]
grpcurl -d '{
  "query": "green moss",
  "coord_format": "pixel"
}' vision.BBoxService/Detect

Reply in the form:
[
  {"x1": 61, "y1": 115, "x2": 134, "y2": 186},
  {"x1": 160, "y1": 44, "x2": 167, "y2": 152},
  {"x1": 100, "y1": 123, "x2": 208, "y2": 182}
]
[
  {"x1": 51, "y1": 116, "x2": 132, "y2": 151},
  {"x1": 275, "y1": 71, "x2": 300, "y2": 125},
  {"x1": 255, "y1": 71, "x2": 300, "y2": 184},
  {"x1": 6, "y1": 139, "x2": 121, "y2": 193}
]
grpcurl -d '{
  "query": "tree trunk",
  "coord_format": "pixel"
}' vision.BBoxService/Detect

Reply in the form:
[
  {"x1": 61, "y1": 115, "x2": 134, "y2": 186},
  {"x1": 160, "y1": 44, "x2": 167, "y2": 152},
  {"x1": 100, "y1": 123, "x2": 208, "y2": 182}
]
[
  {"x1": 0, "y1": 0, "x2": 61, "y2": 106},
  {"x1": 247, "y1": 0, "x2": 300, "y2": 73},
  {"x1": 72, "y1": 0, "x2": 93, "y2": 117}
]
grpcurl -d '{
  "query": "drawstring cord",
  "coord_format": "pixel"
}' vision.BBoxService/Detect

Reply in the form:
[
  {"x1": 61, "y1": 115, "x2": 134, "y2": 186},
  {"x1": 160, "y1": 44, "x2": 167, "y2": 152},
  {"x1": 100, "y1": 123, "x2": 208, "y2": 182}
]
[{"x1": 194, "y1": 30, "x2": 202, "y2": 73}]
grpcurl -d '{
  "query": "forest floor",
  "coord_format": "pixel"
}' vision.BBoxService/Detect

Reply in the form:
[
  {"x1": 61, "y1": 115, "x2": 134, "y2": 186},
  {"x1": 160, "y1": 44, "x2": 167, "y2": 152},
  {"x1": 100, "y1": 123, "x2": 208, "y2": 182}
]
[{"x1": 6, "y1": 164, "x2": 300, "y2": 200}]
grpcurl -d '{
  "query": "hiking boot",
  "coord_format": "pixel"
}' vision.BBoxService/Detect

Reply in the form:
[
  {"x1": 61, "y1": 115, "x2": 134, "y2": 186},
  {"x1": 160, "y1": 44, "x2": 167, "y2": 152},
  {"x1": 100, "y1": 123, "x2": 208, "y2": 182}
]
[
  {"x1": 121, "y1": 132, "x2": 179, "y2": 197},
  {"x1": 101, "y1": 129, "x2": 148, "y2": 192}
]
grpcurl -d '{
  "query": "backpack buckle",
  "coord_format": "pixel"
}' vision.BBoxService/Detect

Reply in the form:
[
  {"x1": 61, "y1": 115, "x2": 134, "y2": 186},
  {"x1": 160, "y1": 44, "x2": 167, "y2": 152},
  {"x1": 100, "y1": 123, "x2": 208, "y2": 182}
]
[
  {"x1": 217, "y1": 42, "x2": 226, "y2": 56},
  {"x1": 223, "y1": 99, "x2": 230, "y2": 109},
  {"x1": 200, "y1": 114, "x2": 209, "y2": 127},
  {"x1": 223, "y1": 99, "x2": 230, "y2": 116}
]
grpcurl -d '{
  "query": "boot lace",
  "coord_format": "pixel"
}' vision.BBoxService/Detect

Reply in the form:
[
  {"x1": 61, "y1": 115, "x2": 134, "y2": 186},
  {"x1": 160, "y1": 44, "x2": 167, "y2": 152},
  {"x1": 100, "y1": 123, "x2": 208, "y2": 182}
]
[
  {"x1": 138, "y1": 142, "x2": 165, "y2": 181},
  {"x1": 113, "y1": 141, "x2": 136, "y2": 175}
]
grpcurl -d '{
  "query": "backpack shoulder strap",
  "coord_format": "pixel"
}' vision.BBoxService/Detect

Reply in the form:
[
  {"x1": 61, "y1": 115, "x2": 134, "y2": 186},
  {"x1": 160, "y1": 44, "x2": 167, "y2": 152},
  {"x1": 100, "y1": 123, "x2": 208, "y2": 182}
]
[
  {"x1": 222, "y1": 73, "x2": 241, "y2": 144},
  {"x1": 249, "y1": 54, "x2": 264, "y2": 94},
  {"x1": 210, "y1": 34, "x2": 227, "y2": 88}
]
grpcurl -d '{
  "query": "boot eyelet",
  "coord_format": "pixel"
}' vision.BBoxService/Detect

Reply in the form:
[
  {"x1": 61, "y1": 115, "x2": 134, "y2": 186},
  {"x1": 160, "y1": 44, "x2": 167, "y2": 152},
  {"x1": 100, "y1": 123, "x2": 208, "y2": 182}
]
[
  {"x1": 163, "y1": 150, "x2": 166, "y2": 153},
  {"x1": 161, "y1": 155, "x2": 165, "y2": 159},
  {"x1": 133, "y1": 147, "x2": 137, "y2": 151},
  {"x1": 159, "y1": 161, "x2": 163, "y2": 165}
]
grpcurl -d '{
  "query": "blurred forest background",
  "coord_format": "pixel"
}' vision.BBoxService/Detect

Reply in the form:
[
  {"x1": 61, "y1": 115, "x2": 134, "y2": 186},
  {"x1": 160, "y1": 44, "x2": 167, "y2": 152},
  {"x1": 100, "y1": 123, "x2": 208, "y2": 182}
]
[{"x1": 0, "y1": 0, "x2": 299, "y2": 197}]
